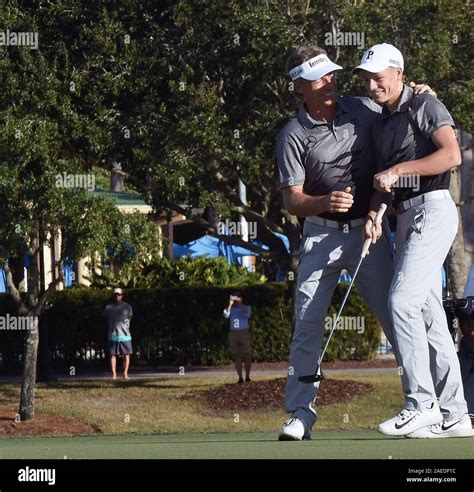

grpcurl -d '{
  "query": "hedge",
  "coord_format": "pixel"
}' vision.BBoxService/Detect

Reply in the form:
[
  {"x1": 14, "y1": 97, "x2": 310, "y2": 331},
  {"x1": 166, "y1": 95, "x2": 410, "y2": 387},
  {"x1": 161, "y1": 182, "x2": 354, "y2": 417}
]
[{"x1": 0, "y1": 282, "x2": 381, "y2": 368}]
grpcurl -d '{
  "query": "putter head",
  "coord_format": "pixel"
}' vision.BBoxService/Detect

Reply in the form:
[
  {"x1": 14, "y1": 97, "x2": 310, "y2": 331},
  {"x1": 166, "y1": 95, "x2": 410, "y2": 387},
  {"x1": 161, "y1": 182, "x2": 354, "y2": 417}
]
[{"x1": 298, "y1": 370, "x2": 325, "y2": 384}]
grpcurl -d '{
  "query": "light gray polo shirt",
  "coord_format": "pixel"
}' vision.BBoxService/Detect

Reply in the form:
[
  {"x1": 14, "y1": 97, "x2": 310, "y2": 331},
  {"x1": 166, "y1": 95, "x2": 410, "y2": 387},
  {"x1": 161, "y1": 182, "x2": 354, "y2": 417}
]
[
  {"x1": 372, "y1": 85, "x2": 454, "y2": 207},
  {"x1": 277, "y1": 96, "x2": 382, "y2": 221}
]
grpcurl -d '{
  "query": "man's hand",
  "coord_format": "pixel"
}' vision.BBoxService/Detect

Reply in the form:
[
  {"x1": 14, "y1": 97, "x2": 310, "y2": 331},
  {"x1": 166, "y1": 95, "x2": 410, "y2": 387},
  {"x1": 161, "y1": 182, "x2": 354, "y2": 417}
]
[
  {"x1": 409, "y1": 81, "x2": 436, "y2": 97},
  {"x1": 324, "y1": 187, "x2": 354, "y2": 213},
  {"x1": 363, "y1": 216, "x2": 382, "y2": 250},
  {"x1": 374, "y1": 168, "x2": 400, "y2": 192}
]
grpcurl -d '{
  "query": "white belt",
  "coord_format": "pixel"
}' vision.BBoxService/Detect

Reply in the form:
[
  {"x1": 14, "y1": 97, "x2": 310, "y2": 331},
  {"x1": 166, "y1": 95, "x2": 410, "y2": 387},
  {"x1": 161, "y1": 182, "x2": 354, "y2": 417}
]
[
  {"x1": 398, "y1": 190, "x2": 451, "y2": 213},
  {"x1": 305, "y1": 216, "x2": 365, "y2": 230}
]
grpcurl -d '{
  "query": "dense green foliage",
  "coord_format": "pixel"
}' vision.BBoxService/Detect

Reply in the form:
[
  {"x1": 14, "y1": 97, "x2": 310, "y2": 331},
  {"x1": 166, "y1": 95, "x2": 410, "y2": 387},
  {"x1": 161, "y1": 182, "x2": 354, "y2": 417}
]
[
  {"x1": 0, "y1": 282, "x2": 381, "y2": 367},
  {"x1": 87, "y1": 256, "x2": 266, "y2": 289},
  {"x1": 2, "y1": 1, "x2": 470, "y2": 279}
]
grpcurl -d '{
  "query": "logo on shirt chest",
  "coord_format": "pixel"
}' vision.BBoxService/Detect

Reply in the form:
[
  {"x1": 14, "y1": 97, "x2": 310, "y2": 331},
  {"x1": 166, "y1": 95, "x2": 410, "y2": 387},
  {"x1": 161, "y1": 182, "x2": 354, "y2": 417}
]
[{"x1": 303, "y1": 135, "x2": 318, "y2": 148}]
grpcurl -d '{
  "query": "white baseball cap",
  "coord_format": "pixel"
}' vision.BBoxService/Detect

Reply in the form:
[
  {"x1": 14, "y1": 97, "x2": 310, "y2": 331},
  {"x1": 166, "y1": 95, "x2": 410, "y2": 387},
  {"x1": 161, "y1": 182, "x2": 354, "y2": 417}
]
[
  {"x1": 113, "y1": 287, "x2": 123, "y2": 295},
  {"x1": 289, "y1": 54, "x2": 342, "y2": 81},
  {"x1": 352, "y1": 43, "x2": 404, "y2": 74}
]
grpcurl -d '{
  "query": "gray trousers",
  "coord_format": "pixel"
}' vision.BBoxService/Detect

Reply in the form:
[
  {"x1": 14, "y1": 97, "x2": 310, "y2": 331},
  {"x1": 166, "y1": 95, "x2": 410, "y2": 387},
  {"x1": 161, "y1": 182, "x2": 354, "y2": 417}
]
[
  {"x1": 285, "y1": 219, "x2": 399, "y2": 429},
  {"x1": 389, "y1": 197, "x2": 467, "y2": 419}
]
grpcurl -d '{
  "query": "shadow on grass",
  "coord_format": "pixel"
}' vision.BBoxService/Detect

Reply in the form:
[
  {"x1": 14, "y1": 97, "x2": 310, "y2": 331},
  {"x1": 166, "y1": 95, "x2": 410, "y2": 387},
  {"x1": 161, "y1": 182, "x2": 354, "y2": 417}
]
[
  {"x1": 36, "y1": 380, "x2": 187, "y2": 390},
  {"x1": 37, "y1": 379, "x2": 216, "y2": 390}
]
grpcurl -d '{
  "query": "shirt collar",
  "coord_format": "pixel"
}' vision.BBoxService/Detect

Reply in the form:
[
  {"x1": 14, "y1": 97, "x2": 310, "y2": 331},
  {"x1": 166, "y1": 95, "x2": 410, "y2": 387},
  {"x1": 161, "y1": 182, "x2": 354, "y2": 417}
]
[
  {"x1": 297, "y1": 97, "x2": 349, "y2": 128},
  {"x1": 382, "y1": 85, "x2": 413, "y2": 119}
]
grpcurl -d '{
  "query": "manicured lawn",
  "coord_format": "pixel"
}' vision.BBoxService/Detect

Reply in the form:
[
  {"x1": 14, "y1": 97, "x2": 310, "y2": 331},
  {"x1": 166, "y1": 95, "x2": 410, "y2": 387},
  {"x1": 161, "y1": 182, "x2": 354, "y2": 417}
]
[
  {"x1": 0, "y1": 371, "x2": 404, "y2": 435},
  {"x1": 1, "y1": 430, "x2": 473, "y2": 459},
  {"x1": 1, "y1": 372, "x2": 472, "y2": 460}
]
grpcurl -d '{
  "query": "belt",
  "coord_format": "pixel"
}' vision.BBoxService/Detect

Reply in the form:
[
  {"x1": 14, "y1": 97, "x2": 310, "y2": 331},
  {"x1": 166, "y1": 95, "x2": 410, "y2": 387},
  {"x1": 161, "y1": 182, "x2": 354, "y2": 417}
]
[
  {"x1": 398, "y1": 190, "x2": 451, "y2": 213},
  {"x1": 305, "y1": 216, "x2": 365, "y2": 230}
]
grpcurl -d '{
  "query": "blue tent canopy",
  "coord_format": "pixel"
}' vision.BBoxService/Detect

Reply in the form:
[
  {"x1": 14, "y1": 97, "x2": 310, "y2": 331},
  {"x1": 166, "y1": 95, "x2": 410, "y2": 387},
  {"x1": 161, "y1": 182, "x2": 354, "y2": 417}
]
[
  {"x1": 172, "y1": 243, "x2": 195, "y2": 258},
  {"x1": 173, "y1": 235, "x2": 257, "y2": 261}
]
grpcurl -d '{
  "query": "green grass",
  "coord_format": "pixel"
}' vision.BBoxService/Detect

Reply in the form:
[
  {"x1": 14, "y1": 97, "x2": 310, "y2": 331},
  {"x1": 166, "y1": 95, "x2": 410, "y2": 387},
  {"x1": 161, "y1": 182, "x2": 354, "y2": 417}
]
[
  {"x1": 1, "y1": 371, "x2": 472, "y2": 459},
  {"x1": 1, "y1": 431, "x2": 473, "y2": 459},
  {"x1": 0, "y1": 371, "x2": 403, "y2": 435}
]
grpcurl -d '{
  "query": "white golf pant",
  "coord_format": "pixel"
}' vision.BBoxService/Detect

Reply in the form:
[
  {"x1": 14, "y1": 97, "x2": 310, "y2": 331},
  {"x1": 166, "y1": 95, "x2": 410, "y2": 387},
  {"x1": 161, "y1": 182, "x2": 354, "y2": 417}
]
[
  {"x1": 389, "y1": 196, "x2": 467, "y2": 419},
  {"x1": 285, "y1": 219, "x2": 401, "y2": 430}
]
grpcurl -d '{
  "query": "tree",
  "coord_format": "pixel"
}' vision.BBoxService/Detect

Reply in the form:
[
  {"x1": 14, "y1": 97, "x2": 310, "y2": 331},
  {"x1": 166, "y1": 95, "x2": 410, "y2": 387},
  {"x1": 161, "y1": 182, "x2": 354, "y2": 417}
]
[
  {"x1": 0, "y1": 1, "x2": 160, "y2": 419},
  {"x1": 111, "y1": 0, "x2": 473, "y2": 277},
  {"x1": 12, "y1": 0, "x2": 470, "y2": 279}
]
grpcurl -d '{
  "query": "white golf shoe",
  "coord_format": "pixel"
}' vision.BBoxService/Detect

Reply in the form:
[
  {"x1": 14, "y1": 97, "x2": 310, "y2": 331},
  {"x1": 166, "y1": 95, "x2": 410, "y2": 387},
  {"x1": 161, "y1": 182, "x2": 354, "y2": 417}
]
[
  {"x1": 378, "y1": 402, "x2": 443, "y2": 436},
  {"x1": 406, "y1": 413, "x2": 474, "y2": 439},
  {"x1": 278, "y1": 417, "x2": 311, "y2": 441}
]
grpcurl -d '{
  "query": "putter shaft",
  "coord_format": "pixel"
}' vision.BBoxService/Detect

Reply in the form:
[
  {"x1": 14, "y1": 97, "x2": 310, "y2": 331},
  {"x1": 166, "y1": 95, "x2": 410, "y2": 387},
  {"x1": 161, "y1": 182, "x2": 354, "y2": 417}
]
[{"x1": 298, "y1": 203, "x2": 387, "y2": 384}]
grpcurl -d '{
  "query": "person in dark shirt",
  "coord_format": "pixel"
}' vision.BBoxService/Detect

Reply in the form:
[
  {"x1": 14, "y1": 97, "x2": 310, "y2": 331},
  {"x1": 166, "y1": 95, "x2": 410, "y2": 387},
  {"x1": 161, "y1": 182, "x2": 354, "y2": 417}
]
[
  {"x1": 354, "y1": 43, "x2": 471, "y2": 438},
  {"x1": 103, "y1": 288, "x2": 133, "y2": 380}
]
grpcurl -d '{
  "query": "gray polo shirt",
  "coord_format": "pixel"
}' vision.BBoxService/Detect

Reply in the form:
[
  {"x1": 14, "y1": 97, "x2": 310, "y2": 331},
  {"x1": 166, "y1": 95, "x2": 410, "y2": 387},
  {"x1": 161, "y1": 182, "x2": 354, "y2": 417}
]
[
  {"x1": 103, "y1": 302, "x2": 133, "y2": 342},
  {"x1": 372, "y1": 85, "x2": 454, "y2": 207},
  {"x1": 277, "y1": 96, "x2": 382, "y2": 221}
]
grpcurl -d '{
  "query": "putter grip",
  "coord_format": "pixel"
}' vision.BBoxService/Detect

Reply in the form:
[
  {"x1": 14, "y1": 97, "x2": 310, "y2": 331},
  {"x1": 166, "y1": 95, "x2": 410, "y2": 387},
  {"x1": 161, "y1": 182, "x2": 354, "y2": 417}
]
[{"x1": 361, "y1": 203, "x2": 387, "y2": 257}]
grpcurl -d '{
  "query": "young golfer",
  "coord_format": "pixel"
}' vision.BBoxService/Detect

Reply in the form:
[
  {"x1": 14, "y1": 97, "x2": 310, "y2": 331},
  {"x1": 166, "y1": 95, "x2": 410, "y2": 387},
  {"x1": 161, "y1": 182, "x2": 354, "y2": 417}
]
[{"x1": 354, "y1": 43, "x2": 472, "y2": 438}]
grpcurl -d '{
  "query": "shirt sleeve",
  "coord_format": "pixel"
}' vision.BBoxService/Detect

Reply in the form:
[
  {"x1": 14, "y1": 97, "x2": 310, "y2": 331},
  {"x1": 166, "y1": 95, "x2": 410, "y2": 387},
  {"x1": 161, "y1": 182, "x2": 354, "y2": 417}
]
[
  {"x1": 223, "y1": 309, "x2": 231, "y2": 318},
  {"x1": 128, "y1": 304, "x2": 133, "y2": 317},
  {"x1": 276, "y1": 131, "x2": 306, "y2": 189},
  {"x1": 413, "y1": 95, "x2": 455, "y2": 140}
]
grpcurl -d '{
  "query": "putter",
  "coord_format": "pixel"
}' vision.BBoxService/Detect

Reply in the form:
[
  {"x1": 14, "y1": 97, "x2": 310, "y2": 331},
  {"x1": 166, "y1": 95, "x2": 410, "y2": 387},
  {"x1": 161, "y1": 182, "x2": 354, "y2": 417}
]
[{"x1": 298, "y1": 203, "x2": 388, "y2": 384}]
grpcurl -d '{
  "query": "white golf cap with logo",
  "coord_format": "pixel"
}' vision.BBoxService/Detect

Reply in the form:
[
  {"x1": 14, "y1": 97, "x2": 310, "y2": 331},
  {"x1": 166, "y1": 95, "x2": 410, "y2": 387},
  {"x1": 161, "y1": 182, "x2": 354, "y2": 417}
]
[
  {"x1": 289, "y1": 54, "x2": 342, "y2": 81},
  {"x1": 352, "y1": 43, "x2": 404, "y2": 74}
]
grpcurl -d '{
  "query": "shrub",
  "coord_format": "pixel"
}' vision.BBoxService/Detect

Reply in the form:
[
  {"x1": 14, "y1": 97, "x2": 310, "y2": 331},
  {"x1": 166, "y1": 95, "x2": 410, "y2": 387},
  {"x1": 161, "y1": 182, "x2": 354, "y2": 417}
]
[
  {"x1": 0, "y1": 282, "x2": 381, "y2": 368},
  {"x1": 87, "y1": 256, "x2": 266, "y2": 289}
]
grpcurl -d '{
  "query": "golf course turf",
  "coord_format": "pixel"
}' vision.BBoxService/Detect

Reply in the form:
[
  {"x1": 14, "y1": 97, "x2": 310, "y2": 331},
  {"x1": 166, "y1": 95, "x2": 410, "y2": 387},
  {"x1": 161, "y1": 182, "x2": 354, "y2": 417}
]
[{"x1": 1, "y1": 430, "x2": 472, "y2": 459}]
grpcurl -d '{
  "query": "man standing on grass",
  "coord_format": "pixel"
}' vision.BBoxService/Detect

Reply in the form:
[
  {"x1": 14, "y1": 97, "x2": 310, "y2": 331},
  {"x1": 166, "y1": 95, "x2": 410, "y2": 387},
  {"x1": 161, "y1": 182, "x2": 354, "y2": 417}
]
[
  {"x1": 223, "y1": 291, "x2": 252, "y2": 384},
  {"x1": 103, "y1": 287, "x2": 133, "y2": 380},
  {"x1": 354, "y1": 43, "x2": 472, "y2": 438}
]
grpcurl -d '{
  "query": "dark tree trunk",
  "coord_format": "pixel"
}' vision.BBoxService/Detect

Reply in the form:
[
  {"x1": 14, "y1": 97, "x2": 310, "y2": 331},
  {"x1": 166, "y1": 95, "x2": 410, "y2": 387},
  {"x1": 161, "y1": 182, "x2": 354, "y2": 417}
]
[{"x1": 19, "y1": 234, "x2": 41, "y2": 421}]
